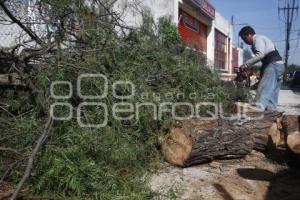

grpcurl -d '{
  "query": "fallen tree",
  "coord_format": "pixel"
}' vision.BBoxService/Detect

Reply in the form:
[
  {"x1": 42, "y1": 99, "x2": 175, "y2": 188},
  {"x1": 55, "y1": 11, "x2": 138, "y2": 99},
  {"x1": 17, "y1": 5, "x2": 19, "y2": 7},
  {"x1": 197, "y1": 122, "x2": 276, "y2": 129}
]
[
  {"x1": 0, "y1": 0, "x2": 266, "y2": 198},
  {"x1": 162, "y1": 111, "x2": 300, "y2": 167},
  {"x1": 0, "y1": 73, "x2": 25, "y2": 88}
]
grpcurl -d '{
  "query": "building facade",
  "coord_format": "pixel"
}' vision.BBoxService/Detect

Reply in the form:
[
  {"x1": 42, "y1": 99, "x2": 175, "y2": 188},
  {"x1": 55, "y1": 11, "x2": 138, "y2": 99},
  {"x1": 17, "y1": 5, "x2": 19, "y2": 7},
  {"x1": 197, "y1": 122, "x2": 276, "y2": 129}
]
[{"x1": 114, "y1": 0, "x2": 242, "y2": 80}]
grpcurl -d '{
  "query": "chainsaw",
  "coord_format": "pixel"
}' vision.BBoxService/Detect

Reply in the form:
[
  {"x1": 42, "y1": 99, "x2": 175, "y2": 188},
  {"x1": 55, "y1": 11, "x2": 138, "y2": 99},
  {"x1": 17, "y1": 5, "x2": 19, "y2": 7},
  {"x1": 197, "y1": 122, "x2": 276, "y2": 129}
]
[
  {"x1": 234, "y1": 67, "x2": 260, "y2": 90},
  {"x1": 234, "y1": 66, "x2": 251, "y2": 87}
]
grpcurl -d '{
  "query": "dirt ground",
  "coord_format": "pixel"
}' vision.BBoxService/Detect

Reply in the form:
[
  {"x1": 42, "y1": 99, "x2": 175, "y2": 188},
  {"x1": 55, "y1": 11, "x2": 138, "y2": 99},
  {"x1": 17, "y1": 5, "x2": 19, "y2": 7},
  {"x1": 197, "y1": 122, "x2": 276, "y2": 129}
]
[
  {"x1": 147, "y1": 150, "x2": 300, "y2": 200},
  {"x1": 148, "y1": 87, "x2": 300, "y2": 200}
]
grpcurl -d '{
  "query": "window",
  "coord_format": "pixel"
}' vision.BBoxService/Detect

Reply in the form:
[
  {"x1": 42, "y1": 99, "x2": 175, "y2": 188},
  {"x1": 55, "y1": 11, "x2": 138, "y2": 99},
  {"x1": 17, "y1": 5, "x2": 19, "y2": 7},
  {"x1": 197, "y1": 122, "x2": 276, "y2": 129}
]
[
  {"x1": 182, "y1": 12, "x2": 199, "y2": 32},
  {"x1": 214, "y1": 29, "x2": 227, "y2": 70}
]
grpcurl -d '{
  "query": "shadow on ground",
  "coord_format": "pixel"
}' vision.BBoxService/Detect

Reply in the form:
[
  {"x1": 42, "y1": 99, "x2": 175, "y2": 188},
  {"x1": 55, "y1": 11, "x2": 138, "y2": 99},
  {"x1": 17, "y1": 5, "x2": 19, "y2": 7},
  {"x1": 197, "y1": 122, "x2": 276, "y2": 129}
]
[
  {"x1": 210, "y1": 148, "x2": 300, "y2": 200},
  {"x1": 237, "y1": 167, "x2": 300, "y2": 200},
  {"x1": 240, "y1": 149, "x2": 300, "y2": 200}
]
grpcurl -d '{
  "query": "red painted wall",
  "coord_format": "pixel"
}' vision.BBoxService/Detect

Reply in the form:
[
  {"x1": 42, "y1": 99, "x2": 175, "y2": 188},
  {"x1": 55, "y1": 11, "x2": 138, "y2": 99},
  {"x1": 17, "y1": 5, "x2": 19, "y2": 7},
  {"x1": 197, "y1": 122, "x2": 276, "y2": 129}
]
[
  {"x1": 232, "y1": 47, "x2": 239, "y2": 72},
  {"x1": 178, "y1": 9, "x2": 207, "y2": 52}
]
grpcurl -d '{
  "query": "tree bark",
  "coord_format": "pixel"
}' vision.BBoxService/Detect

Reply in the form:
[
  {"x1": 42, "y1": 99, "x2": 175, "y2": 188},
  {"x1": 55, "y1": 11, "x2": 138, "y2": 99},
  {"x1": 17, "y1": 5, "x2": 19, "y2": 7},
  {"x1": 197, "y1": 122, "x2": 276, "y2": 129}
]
[
  {"x1": 162, "y1": 112, "x2": 283, "y2": 167},
  {"x1": 0, "y1": 73, "x2": 25, "y2": 87},
  {"x1": 282, "y1": 115, "x2": 300, "y2": 165}
]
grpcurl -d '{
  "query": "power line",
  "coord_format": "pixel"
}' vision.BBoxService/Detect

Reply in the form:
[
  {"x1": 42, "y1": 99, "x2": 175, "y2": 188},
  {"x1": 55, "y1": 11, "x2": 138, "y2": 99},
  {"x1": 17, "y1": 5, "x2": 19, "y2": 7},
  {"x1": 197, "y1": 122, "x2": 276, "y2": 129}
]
[
  {"x1": 273, "y1": 37, "x2": 300, "y2": 42},
  {"x1": 253, "y1": 25, "x2": 284, "y2": 30},
  {"x1": 232, "y1": 18, "x2": 283, "y2": 30}
]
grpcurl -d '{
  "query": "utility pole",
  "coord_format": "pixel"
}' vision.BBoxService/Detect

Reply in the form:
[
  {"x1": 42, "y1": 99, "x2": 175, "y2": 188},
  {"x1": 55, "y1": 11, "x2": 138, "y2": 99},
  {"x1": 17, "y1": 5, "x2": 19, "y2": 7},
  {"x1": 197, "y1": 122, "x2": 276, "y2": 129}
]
[
  {"x1": 279, "y1": 0, "x2": 298, "y2": 80},
  {"x1": 231, "y1": 15, "x2": 247, "y2": 48},
  {"x1": 231, "y1": 16, "x2": 239, "y2": 47}
]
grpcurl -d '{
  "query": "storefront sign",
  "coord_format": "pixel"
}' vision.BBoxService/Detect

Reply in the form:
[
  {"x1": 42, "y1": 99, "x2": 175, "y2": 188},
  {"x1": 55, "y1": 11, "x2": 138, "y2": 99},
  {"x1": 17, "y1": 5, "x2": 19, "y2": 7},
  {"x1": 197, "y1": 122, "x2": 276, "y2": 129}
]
[{"x1": 190, "y1": 0, "x2": 215, "y2": 19}]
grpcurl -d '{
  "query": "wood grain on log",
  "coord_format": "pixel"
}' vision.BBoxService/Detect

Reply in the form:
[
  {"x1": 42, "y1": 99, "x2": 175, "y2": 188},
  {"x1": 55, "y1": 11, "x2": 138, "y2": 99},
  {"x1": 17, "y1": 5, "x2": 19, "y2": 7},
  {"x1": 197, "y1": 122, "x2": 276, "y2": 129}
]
[
  {"x1": 241, "y1": 112, "x2": 282, "y2": 151},
  {"x1": 282, "y1": 115, "x2": 300, "y2": 155},
  {"x1": 162, "y1": 112, "x2": 282, "y2": 167},
  {"x1": 287, "y1": 132, "x2": 300, "y2": 154},
  {"x1": 0, "y1": 73, "x2": 25, "y2": 87}
]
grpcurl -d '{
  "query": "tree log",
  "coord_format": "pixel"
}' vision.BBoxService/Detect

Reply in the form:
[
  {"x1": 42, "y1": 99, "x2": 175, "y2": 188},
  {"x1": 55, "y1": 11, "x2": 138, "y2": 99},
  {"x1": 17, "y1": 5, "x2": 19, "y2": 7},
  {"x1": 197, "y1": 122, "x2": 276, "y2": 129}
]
[
  {"x1": 0, "y1": 73, "x2": 25, "y2": 87},
  {"x1": 241, "y1": 112, "x2": 282, "y2": 151},
  {"x1": 282, "y1": 115, "x2": 300, "y2": 165},
  {"x1": 282, "y1": 115, "x2": 300, "y2": 153},
  {"x1": 162, "y1": 111, "x2": 283, "y2": 167}
]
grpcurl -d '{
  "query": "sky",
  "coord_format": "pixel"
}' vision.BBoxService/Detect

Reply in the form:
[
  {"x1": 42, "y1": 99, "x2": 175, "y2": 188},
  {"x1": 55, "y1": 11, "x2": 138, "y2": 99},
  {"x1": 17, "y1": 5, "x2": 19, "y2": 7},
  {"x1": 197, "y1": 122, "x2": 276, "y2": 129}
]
[{"x1": 210, "y1": 0, "x2": 300, "y2": 65}]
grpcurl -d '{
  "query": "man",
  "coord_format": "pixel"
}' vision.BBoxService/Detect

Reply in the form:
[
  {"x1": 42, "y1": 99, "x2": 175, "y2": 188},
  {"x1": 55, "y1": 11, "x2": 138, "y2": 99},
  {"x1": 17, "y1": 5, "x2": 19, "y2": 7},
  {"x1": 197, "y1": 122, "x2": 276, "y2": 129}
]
[{"x1": 239, "y1": 26, "x2": 285, "y2": 111}]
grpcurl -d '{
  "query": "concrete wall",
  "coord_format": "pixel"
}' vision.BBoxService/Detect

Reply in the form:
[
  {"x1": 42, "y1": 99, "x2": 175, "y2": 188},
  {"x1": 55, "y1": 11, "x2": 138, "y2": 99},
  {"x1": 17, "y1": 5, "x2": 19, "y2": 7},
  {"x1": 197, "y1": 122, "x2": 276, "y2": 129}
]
[
  {"x1": 0, "y1": 1, "x2": 28, "y2": 48},
  {"x1": 113, "y1": 0, "x2": 178, "y2": 27},
  {"x1": 237, "y1": 47, "x2": 244, "y2": 67},
  {"x1": 0, "y1": 0, "x2": 41, "y2": 48},
  {"x1": 206, "y1": 22, "x2": 214, "y2": 67},
  {"x1": 0, "y1": 20, "x2": 23, "y2": 48}
]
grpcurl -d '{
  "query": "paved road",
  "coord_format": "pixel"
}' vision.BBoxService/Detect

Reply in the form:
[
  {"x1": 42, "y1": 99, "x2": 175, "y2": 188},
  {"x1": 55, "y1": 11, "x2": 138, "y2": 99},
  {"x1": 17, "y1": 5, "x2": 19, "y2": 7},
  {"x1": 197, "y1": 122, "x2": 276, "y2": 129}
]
[{"x1": 277, "y1": 86, "x2": 300, "y2": 114}]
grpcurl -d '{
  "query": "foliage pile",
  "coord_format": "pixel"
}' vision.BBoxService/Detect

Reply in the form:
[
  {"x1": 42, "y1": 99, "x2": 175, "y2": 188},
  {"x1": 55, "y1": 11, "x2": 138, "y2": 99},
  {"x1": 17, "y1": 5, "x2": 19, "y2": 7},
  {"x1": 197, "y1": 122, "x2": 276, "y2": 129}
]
[{"x1": 0, "y1": 1, "x2": 246, "y2": 199}]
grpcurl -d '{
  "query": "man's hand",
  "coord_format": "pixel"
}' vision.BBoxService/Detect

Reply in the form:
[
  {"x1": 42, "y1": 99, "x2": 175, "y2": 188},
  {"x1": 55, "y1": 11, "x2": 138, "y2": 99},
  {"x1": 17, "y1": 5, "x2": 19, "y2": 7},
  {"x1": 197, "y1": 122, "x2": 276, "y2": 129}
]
[{"x1": 239, "y1": 64, "x2": 248, "y2": 69}]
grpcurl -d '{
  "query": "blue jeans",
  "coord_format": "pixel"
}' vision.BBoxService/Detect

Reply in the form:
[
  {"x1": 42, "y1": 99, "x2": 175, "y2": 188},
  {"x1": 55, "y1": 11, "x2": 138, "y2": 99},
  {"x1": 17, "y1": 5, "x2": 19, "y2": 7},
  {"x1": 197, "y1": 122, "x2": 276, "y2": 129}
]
[{"x1": 255, "y1": 62, "x2": 285, "y2": 111}]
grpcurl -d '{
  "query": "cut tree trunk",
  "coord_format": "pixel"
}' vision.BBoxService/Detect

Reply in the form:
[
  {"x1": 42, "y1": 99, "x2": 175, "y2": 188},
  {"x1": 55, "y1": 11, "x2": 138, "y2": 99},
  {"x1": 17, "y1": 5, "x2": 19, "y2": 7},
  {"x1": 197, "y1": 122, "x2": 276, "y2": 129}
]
[
  {"x1": 162, "y1": 111, "x2": 283, "y2": 167},
  {"x1": 241, "y1": 112, "x2": 283, "y2": 151},
  {"x1": 282, "y1": 115, "x2": 300, "y2": 153},
  {"x1": 282, "y1": 115, "x2": 300, "y2": 165}
]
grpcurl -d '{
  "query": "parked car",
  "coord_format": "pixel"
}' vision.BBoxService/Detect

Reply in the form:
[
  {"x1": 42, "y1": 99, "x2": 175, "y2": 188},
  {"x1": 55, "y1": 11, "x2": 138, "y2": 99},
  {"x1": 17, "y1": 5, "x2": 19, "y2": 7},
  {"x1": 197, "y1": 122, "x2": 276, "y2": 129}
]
[
  {"x1": 290, "y1": 71, "x2": 300, "y2": 87},
  {"x1": 287, "y1": 72, "x2": 294, "y2": 82}
]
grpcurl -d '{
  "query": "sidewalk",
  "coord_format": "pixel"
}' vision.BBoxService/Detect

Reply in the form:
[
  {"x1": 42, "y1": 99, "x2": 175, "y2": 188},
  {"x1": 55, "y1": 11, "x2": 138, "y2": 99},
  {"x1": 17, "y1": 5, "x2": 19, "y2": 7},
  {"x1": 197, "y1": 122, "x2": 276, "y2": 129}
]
[{"x1": 277, "y1": 86, "x2": 300, "y2": 114}]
